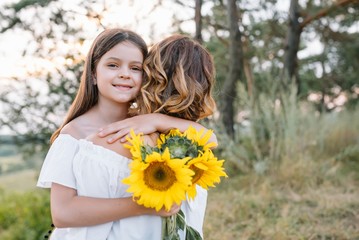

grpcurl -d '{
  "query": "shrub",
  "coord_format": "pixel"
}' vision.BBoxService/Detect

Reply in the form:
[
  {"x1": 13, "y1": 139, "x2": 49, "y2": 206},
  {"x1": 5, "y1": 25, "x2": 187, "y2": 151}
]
[{"x1": 0, "y1": 189, "x2": 52, "y2": 240}]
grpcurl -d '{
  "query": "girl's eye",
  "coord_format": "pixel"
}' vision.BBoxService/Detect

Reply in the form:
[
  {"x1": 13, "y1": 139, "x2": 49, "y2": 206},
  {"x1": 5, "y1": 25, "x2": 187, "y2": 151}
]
[
  {"x1": 131, "y1": 66, "x2": 142, "y2": 71},
  {"x1": 108, "y1": 63, "x2": 118, "y2": 68}
]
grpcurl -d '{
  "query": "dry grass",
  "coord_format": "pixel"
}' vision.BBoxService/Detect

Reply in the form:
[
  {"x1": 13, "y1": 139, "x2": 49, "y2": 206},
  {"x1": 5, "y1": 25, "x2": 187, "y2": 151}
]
[
  {"x1": 0, "y1": 169, "x2": 38, "y2": 192},
  {"x1": 203, "y1": 157, "x2": 359, "y2": 240},
  {"x1": 0, "y1": 154, "x2": 23, "y2": 172}
]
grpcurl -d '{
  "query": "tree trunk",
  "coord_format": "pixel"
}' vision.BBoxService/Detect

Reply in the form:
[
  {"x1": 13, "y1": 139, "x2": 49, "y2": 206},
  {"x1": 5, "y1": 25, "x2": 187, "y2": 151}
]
[
  {"x1": 283, "y1": 0, "x2": 302, "y2": 90},
  {"x1": 194, "y1": 0, "x2": 203, "y2": 43},
  {"x1": 221, "y1": 0, "x2": 243, "y2": 138}
]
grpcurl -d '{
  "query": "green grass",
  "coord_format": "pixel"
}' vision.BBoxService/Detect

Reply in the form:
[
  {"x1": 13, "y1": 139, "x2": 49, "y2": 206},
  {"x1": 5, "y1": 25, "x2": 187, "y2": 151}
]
[{"x1": 0, "y1": 189, "x2": 52, "y2": 240}]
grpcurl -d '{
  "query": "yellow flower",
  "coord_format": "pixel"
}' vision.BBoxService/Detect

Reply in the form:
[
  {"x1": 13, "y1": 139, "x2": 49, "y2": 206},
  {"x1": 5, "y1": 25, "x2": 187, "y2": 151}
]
[
  {"x1": 157, "y1": 128, "x2": 182, "y2": 146},
  {"x1": 184, "y1": 125, "x2": 217, "y2": 150},
  {"x1": 122, "y1": 148, "x2": 194, "y2": 211},
  {"x1": 124, "y1": 129, "x2": 144, "y2": 161},
  {"x1": 157, "y1": 126, "x2": 217, "y2": 152},
  {"x1": 186, "y1": 150, "x2": 228, "y2": 199}
]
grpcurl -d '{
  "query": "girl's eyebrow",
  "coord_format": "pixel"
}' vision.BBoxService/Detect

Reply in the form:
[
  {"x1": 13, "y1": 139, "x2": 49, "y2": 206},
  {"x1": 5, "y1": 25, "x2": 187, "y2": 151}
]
[{"x1": 106, "y1": 57, "x2": 142, "y2": 64}]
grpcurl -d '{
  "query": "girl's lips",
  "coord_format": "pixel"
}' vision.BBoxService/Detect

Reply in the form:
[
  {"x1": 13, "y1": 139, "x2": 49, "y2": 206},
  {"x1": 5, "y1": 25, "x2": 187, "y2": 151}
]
[{"x1": 113, "y1": 84, "x2": 132, "y2": 91}]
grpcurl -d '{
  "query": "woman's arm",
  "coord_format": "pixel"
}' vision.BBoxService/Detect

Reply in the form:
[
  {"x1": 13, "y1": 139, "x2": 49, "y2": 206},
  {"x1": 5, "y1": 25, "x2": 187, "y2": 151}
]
[
  {"x1": 51, "y1": 183, "x2": 180, "y2": 228},
  {"x1": 97, "y1": 113, "x2": 217, "y2": 145}
]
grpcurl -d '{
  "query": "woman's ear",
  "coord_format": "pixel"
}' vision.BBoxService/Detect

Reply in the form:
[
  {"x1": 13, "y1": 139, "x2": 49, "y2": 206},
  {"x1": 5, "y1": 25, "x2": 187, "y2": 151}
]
[{"x1": 93, "y1": 75, "x2": 97, "y2": 85}]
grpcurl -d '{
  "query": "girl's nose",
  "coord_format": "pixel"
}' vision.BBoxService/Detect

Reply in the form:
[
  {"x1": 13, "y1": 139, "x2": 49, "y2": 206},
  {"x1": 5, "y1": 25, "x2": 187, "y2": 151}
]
[
  {"x1": 119, "y1": 68, "x2": 130, "y2": 79},
  {"x1": 119, "y1": 74, "x2": 130, "y2": 79}
]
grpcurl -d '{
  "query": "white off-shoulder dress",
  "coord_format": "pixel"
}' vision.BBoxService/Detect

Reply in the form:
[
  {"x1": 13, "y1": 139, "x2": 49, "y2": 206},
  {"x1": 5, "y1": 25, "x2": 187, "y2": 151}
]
[{"x1": 37, "y1": 134, "x2": 207, "y2": 240}]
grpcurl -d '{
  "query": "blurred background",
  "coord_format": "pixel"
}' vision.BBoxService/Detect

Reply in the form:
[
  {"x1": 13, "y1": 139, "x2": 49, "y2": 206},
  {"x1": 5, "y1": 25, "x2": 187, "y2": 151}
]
[{"x1": 0, "y1": 0, "x2": 358, "y2": 239}]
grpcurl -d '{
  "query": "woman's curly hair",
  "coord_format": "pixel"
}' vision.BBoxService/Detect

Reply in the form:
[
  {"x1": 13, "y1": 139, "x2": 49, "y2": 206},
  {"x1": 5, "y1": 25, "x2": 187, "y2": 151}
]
[{"x1": 134, "y1": 34, "x2": 216, "y2": 121}]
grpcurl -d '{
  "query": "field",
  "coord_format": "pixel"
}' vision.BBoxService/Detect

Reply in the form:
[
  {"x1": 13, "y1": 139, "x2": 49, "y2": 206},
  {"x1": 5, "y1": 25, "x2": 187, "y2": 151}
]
[
  {"x1": 0, "y1": 169, "x2": 38, "y2": 192},
  {"x1": 203, "y1": 157, "x2": 359, "y2": 240},
  {"x1": 0, "y1": 142, "x2": 44, "y2": 192}
]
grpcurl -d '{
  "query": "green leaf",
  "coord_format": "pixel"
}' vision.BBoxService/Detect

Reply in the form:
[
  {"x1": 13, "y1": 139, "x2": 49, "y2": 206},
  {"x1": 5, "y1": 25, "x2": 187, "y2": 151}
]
[
  {"x1": 185, "y1": 226, "x2": 202, "y2": 240},
  {"x1": 176, "y1": 210, "x2": 186, "y2": 231}
]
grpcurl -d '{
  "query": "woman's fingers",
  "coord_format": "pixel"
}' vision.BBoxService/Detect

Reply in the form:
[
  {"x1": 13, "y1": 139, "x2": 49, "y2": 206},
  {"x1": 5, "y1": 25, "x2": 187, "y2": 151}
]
[
  {"x1": 97, "y1": 122, "x2": 121, "y2": 137},
  {"x1": 108, "y1": 129, "x2": 130, "y2": 143},
  {"x1": 98, "y1": 122, "x2": 130, "y2": 140}
]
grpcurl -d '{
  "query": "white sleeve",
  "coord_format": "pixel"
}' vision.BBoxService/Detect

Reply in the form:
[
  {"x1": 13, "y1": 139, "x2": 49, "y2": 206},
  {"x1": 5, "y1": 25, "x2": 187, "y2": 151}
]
[
  {"x1": 180, "y1": 185, "x2": 208, "y2": 239},
  {"x1": 36, "y1": 134, "x2": 79, "y2": 189}
]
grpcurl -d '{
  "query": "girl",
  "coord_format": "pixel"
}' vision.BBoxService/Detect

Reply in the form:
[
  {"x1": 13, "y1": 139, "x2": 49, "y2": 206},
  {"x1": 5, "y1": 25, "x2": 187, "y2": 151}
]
[
  {"x1": 37, "y1": 29, "x2": 190, "y2": 240},
  {"x1": 90, "y1": 34, "x2": 218, "y2": 239}
]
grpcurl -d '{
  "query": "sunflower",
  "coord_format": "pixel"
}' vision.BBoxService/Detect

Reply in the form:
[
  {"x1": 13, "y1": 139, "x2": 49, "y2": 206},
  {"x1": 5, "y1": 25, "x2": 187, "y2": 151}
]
[
  {"x1": 186, "y1": 149, "x2": 228, "y2": 199},
  {"x1": 124, "y1": 129, "x2": 144, "y2": 161},
  {"x1": 122, "y1": 148, "x2": 194, "y2": 211},
  {"x1": 157, "y1": 125, "x2": 217, "y2": 159},
  {"x1": 184, "y1": 125, "x2": 218, "y2": 151},
  {"x1": 123, "y1": 126, "x2": 227, "y2": 240}
]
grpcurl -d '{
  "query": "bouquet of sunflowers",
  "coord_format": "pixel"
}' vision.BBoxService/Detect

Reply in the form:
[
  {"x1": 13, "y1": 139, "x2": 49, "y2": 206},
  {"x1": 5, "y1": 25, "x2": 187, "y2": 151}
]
[{"x1": 123, "y1": 126, "x2": 227, "y2": 240}]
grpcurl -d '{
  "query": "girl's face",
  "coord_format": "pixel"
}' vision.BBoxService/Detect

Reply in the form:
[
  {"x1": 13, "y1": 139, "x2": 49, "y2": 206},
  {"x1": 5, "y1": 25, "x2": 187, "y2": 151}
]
[{"x1": 95, "y1": 41, "x2": 144, "y2": 105}]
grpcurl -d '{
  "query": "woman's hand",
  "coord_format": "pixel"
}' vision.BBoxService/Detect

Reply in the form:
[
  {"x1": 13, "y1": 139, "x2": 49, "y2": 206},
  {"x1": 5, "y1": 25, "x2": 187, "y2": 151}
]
[
  {"x1": 97, "y1": 113, "x2": 218, "y2": 147},
  {"x1": 97, "y1": 114, "x2": 160, "y2": 143}
]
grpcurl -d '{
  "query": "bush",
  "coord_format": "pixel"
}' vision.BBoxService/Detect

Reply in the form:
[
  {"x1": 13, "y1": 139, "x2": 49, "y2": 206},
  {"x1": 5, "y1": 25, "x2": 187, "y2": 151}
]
[{"x1": 0, "y1": 189, "x2": 52, "y2": 240}]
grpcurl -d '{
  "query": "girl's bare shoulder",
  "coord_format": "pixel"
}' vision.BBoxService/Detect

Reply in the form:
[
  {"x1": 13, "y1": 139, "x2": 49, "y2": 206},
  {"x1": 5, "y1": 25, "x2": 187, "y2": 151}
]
[
  {"x1": 60, "y1": 117, "x2": 88, "y2": 140},
  {"x1": 60, "y1": 121, "x2": 83, "y2": 139},
  {"x1": 87, "y1": 133, "x2": 133, "y2": 159}
]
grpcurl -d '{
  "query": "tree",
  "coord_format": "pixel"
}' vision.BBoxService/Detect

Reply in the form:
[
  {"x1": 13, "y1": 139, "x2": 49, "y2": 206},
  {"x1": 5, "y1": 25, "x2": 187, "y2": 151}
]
[
  {"x1": 283, "y1": 0, "x2": 301, "y2": 90},
  {"x1": 220, "y1": 0, "x2": 244, "y2": 138},
  {"x1": 0, "y1": 0, "x2": 89, "y2": 142},
  {"x1": 283, "y1": 0, "x2": 358, "y2": 97},
  {"x1": 194, "y1": 0, "x2": 203, "y2": 43}
]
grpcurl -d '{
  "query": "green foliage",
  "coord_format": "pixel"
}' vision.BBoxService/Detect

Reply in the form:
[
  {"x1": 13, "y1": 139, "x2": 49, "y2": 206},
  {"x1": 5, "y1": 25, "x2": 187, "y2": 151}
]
[
  {"x1": 335, "y1": 145, "x2": 359, "y2": 164},
  {"x1": 0, "y1": 189, "x2": 52, "y2": 240},
  {"x1": 0, "y1": 0, "x2": 90, "y2": 142},
  {"x1": 10, "y1": 0, "x2": 55, "y2": 12},
  {"x1": 215, "y1": 76, "x2": 359, "y2": 175}
]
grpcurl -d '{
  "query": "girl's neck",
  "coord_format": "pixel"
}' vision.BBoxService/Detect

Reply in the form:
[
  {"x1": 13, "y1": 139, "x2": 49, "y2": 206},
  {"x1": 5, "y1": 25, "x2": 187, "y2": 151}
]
[{"x1": 90, "y1": 100, "x2": 130, "y2": 126}]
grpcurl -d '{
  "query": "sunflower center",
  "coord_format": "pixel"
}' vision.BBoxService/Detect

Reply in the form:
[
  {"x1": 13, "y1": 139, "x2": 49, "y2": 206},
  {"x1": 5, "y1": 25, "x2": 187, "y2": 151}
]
[
  {"x1": 144, "y1": 162, "x2": 177, "y2": 191},
  {"x1": 191, "y1": 166, "x2": 204, "y2": 184}
]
